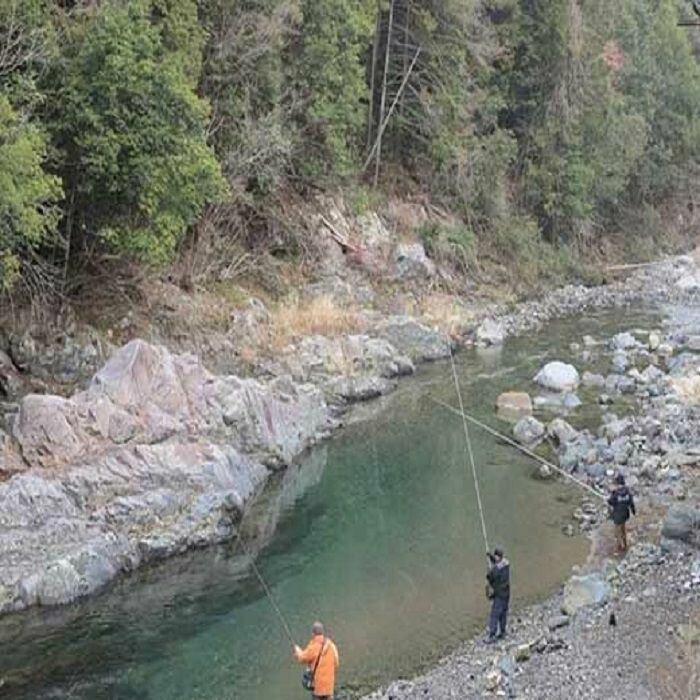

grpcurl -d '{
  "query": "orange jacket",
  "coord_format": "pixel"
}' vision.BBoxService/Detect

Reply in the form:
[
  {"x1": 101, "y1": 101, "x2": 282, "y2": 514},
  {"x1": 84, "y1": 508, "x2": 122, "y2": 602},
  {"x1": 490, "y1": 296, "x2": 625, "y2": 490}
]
[{"x1": 295, "y1": 634, "x2": 339, "y2": 696}]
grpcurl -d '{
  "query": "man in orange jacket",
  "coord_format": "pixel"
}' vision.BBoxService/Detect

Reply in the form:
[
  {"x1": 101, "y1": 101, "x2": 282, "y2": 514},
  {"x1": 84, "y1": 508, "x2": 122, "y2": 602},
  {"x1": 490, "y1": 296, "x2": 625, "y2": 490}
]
[{"x1": 294, "y1": 621, "x2": 340, "y2": 699}]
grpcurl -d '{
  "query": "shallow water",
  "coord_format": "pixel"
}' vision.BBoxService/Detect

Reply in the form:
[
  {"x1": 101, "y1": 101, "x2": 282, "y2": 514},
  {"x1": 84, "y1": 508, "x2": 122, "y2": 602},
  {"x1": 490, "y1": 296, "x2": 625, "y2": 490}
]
[{"x1": 0, "y1": 307, "x2": 662, "y2": 699}]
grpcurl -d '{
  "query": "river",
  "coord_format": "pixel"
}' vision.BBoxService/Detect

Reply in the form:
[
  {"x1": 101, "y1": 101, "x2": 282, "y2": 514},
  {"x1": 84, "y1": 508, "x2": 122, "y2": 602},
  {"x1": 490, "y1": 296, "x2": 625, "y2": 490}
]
[{"x1": 0, "y1": 307, "x2": 661, "y2": 699}]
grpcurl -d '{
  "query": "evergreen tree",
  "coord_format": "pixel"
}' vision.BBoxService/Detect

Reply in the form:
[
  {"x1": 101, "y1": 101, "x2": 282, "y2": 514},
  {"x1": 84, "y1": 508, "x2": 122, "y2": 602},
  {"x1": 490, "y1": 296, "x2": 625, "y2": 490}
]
[{"x1": 47, "y1": 0, "x2": 226, "y2": 265}]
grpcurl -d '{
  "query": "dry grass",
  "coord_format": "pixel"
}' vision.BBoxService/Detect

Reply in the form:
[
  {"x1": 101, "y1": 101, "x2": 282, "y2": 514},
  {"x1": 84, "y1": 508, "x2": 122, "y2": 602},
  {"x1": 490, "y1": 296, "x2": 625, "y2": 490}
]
[
  {"x1": 268, "y1": 295, "x2": 366, "y2": 351},
  {"x1": 419, "y1": 292, "x2": 476, "y2": 337}
]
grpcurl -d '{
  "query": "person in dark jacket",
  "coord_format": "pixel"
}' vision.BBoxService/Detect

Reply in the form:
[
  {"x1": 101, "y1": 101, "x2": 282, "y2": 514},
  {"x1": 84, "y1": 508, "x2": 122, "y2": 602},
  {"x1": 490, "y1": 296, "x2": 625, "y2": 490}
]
[
  {"x1": 608, "y1": 473, "x2": 636, "y2": 553},
  {"x1": 484, "y1": 547, "x2": 510, "y2": 643}
]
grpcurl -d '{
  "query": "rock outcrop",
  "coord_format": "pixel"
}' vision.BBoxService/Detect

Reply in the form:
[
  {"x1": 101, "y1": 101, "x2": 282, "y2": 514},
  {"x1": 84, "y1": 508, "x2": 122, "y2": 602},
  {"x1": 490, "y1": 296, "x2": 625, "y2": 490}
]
[
  {"x1": 272, "y1": 334, "x2": 415, "y2": 404},
  {"x1": 373, "y1": 317, "x2": 452, "y2": 363},
  {"x1": 0, "y1": 340, "x2": 331, "y2": 615}
]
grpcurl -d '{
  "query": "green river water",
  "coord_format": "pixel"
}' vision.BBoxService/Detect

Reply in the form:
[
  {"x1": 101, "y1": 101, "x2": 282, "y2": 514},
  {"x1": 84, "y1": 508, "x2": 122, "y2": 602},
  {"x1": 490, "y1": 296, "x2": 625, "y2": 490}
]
[{"x1": 0, "y1": 307, "x2": 662, "y2": 699}]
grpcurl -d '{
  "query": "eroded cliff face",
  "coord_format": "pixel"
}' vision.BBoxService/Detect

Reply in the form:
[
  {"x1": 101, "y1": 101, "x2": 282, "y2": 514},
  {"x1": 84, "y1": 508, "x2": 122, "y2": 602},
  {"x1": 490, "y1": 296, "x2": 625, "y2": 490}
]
[{"x1": 0, "y1": 339, "x2": 332, "y2": 615}]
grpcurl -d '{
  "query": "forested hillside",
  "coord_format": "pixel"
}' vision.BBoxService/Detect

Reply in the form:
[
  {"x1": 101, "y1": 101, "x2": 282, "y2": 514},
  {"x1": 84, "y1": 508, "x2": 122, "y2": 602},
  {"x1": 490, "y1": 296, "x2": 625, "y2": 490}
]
[{"x1": 2, "y1": 0, "x2": 700, "y2": 301}]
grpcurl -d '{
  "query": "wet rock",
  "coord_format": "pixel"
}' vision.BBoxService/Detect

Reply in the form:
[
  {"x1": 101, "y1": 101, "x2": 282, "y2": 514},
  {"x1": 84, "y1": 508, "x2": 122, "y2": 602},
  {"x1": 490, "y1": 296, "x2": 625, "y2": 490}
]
[
  {"x1": 514, "y1": 416, "x2": 545, "y2": 445},
  {"x1": 476, "y1": 319, "x2": 505, "y2": 346},
  {"x1": 661, "y1": 504, "x2": 700, "y2": 543},
  {"x1": 562, "y1": 573, "x2": 611, "y2": 615},
  {"x1": 373, "y1": 317, "x2": 451, "y2": 363},
  {"x1": 496, "y1": 392, "x2": 533, "y2": 420},
  {"x1": 534, "y1": 362, "x2": 580, "y2": 392},
  {"x1": 393, "y1": 242, "x2": 436, "y2": 280},
  {"x1": 547, "y1": 418, "x2": 578, "y2": 445},
  {"x1": 582, "y1": 371, "x2": 605, "y2": 388}
]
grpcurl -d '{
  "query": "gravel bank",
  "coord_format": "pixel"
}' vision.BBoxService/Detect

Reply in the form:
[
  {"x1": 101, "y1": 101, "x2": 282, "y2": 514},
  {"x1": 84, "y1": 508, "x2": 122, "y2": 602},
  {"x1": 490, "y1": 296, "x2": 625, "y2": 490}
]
[{"x1": 362, "y1": 256, "x2": 700, "y2": 699}]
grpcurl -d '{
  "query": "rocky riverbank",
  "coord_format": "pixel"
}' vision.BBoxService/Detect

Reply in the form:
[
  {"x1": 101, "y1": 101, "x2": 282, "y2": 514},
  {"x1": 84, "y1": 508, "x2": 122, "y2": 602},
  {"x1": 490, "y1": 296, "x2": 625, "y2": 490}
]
[
  {"x1": 362, "y1": 262, "x2": 700, "y2": 699},
  {"x1": 1, "y1": 251, "x2": 700, "y2": 620}
]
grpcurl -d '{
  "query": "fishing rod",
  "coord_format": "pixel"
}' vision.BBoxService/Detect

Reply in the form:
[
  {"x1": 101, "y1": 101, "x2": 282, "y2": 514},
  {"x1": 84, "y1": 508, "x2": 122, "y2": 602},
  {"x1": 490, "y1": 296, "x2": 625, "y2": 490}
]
[
  {"x1": 430, "y1": 396, "x2": 607, "y2": 502},
  {"x1": 448, "y1": 349, "x2": 490, "y2": 553},
  {"x1": 229, "y1": 493, "x2": 298, "y2": 647}
]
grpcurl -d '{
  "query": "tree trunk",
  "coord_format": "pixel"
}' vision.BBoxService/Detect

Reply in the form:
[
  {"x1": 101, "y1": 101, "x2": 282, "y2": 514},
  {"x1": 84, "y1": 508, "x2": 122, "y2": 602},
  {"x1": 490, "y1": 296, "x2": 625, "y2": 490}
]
[
  {"x1": 374, "y1": 0, "x2": 395, "y2": 187},
  {"x1": 367, "y1": 1, "x2": 382, "y2": 150}
]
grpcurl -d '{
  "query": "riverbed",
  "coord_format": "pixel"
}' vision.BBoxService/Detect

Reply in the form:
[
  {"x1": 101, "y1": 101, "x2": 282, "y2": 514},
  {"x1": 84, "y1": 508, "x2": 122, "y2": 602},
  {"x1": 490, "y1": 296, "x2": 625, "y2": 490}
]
[{"x1": 0, "y1": 307, "x2": 662, "y2": 699}]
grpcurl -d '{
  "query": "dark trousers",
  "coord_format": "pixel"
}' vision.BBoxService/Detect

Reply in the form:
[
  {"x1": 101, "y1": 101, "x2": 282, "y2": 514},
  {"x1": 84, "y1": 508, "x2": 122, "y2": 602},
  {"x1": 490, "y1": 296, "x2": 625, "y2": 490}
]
[{"x1": 488, "y1": 596, "x2": 509, "y2": 638}]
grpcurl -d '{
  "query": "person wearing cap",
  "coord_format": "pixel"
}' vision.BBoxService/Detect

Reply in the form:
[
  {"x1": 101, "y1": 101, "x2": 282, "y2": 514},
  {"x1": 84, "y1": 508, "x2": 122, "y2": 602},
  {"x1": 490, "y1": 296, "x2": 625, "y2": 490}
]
[
  {"x1": 608, "y1": 473, "x2": 636, "y2": 553},
  {"x1": 484, "y1": 547, "x2": 510, "y2": 643},
  {"x1": 294, "y1": 621, "x2": 339, "y2": 699}
]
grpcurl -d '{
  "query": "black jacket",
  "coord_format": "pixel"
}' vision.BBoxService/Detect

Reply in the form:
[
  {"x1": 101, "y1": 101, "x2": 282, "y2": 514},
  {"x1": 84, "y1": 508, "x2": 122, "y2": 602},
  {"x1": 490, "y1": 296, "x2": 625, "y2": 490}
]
[
  {"x1": 608, "y1": 486, "x2": 636, "y2": 525},
  {"x1": 487, "y1": 559, "x2": 510, "y2": 600}
]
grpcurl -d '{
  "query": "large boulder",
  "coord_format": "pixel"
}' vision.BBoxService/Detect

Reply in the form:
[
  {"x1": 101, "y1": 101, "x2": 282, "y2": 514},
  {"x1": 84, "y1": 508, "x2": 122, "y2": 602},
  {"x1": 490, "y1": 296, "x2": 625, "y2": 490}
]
[
  {"x1": 13, "y1": 395, "x2": 87, "y2": 469},
  {"x1": 662, "y1": 504, "x2": 700, "y2": 543},
  {"x1": 513, "y1": 416, "x2": 545, "y2": 445},
  {"x1": 393, "y1": 242, "x2": 435, "y2": 279},
  {"x1": 562, "y1": 573, "x2": 610, "y2": 615},
  {"x1": 373, "y1": 317, "x2": 451, "y2": 363},
  {"x1": 496, "y1": 392, "x2": 532, "y2": 420},
  {"x1": 476, "y1": 319, "x2": 506, "y2": 346},
  {"x1": 547, "y1": 418, "x2": 578, "y2": 445},
  {"x1": 534, "y1": 362, "x2": 580, "y2": 392}
]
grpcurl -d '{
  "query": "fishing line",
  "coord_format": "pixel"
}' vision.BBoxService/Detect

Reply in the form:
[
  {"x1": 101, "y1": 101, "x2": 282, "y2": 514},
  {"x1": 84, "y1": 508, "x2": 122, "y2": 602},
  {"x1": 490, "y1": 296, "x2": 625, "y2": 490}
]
[
  {"x1": 448, "y1": 348, "x2": 490, "y2": 553},
  {"x1": 230, "y1": 492, "x2": 297, "y2": 647},
  {"x1": 430, "y1": 396, "x2": 607, "y2": 502}
]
